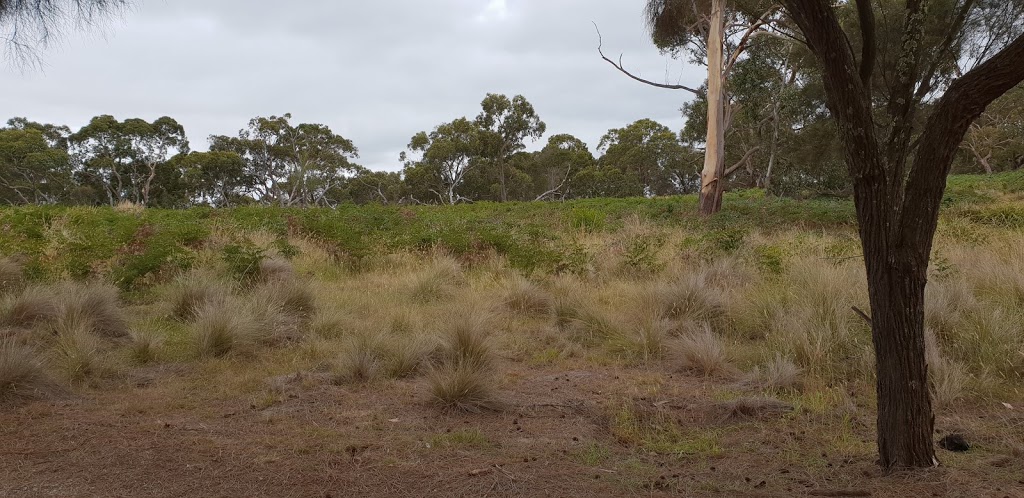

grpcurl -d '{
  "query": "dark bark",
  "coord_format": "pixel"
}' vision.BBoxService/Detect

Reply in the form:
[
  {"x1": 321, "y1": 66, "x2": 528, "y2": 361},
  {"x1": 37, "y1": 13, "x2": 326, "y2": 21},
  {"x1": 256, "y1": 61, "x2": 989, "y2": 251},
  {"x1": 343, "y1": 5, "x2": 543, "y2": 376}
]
[{"x1": 781, "y1": 0, "x2": 1024, "y2": 470}]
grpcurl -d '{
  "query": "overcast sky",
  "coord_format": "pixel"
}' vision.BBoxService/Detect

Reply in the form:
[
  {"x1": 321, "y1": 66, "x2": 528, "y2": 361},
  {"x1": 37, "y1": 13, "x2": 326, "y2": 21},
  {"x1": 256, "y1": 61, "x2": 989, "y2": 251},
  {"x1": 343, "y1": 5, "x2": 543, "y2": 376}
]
[{"x1": 0, "y1": 0, "x2": 704, "y2": 171}]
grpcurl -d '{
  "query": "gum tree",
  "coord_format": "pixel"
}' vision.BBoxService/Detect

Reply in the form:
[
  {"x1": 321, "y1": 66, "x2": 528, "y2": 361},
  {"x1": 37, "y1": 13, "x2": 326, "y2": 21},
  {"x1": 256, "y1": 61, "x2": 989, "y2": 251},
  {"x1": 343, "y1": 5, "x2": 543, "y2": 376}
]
[{"x1": 780, "y1": 0, "x2": 1024, "y2": 469}]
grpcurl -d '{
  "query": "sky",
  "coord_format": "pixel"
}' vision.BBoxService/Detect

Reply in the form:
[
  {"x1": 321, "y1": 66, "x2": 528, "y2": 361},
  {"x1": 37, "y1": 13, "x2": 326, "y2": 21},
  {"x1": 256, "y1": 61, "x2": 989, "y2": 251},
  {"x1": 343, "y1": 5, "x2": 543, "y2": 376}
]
[{"x1": 0, "y1": 0, "x2": 704, "y2": 172}]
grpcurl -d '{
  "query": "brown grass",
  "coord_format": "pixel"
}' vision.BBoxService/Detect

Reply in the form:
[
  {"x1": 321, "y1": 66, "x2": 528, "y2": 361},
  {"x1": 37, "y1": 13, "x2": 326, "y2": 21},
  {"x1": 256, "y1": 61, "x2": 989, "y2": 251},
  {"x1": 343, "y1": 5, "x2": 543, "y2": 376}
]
[
  {"x1": 56, "y1": 282, "x2": 129, "y2": 339},
  {"x1": 332, "y1": 334, "x2": 384, "y2": 384},
  {"x1": 0, "y1": 257, "x2": 25, "y2": 295},
  {"x1": 193, "y1": 301, "x2": 262, "y2": 357},
  {"x1": 0, "y1": 286, "x2": 60, "y2": 329},
  {"x1": 165, "y1": 272, "x2": 233, "y2": 321},
  {"x1": 258, "y1": 258, "x2": 296, "y2": 283},
  {"x1": 669, "y1": 323, "x2": 736, "y2": 378},
  {"x1": 502, "y1": 275, "x2": 554, "y2": 316},
  {"x1": 428, "y1": 359, "x2": 500, "y2": 412},
  {"x1": 0, "y1": 340, "x2": 53, "y2": 401}
]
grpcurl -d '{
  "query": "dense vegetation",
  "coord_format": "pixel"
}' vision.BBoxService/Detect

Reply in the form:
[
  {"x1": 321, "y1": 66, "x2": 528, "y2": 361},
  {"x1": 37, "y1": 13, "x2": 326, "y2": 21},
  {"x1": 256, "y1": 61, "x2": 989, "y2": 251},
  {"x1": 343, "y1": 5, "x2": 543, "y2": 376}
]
[{"x1": 3, "y1": 86, "x2": 1021, "y2": 209}]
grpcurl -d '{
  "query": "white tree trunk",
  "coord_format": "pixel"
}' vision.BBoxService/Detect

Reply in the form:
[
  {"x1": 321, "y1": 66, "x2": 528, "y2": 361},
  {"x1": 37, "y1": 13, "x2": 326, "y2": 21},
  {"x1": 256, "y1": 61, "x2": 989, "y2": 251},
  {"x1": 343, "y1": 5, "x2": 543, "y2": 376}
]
[{"x1": 699, "y1": 0, "x2": 727, "y2": 215}]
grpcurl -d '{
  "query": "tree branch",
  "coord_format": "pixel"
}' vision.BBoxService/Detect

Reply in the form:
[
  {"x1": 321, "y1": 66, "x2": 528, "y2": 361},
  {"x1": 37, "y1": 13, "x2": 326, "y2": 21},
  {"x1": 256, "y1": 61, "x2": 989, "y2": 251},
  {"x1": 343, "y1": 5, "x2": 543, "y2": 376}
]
[
  {"x1": 724, "y1": 145, "x2": 764, "y2": 177},
  {"x1": 899, "y1": 32, "x2": 1024, "y2": 252},
  {"x1": 855, "y1": 0, "x2": 876, "y2": 89},
  {"x1": 723, "y1": 7, "x2": 780, "y2": 78},
  {"x1": 594, "y1": 22, "x2": 700, "y2": 94}
]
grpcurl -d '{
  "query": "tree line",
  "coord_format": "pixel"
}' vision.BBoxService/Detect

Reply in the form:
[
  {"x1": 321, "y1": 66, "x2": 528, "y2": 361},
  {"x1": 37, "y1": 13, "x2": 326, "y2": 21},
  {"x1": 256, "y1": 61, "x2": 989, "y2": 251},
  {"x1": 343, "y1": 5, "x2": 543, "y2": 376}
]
[{"x1": 4, "y1": 88, "x2": 1018, "y2": 208}]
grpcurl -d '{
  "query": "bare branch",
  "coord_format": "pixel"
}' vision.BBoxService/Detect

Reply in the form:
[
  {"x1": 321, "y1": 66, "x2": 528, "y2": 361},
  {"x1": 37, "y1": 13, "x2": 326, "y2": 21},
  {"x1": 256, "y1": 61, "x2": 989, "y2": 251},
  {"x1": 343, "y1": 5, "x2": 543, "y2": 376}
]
[
  {"x1": 594, "y1": 22, "x2": 700, "y2": 94},
  {"x1": 723, "y1": 7, "x2": 779, "y2": 78},
  {"x1": 724, "y1": 145, "x2": 763, "y2": 177}
]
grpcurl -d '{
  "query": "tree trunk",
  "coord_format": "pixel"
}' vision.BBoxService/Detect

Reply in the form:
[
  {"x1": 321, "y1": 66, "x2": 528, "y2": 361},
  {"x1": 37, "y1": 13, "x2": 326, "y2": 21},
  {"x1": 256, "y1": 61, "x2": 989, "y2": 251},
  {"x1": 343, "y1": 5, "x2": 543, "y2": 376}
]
[
  {"x1": 698, "y1": 0, "x2": 726, "y2": 215},
  {"x1": 763, "y1": 99, "x2": 781, "y2": 191},
  {"x1": 862, "y1": 245, "x2": 935, "y2": 468}
]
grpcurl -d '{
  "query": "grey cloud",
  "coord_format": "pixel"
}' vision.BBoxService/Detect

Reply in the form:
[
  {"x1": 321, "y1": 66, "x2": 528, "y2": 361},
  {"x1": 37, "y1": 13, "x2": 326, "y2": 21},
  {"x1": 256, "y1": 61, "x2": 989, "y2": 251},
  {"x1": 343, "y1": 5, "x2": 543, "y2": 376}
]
[{"x1": 1, "y1": 0, "x2": 703, "y2": 171}]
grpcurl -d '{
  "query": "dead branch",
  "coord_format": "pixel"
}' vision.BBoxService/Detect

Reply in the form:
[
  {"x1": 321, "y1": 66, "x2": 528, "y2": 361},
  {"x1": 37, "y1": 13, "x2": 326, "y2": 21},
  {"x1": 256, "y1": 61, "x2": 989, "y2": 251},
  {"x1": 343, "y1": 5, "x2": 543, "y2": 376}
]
[{"x1": 594, "y1": 22, "x2": 700, "y2": 94}]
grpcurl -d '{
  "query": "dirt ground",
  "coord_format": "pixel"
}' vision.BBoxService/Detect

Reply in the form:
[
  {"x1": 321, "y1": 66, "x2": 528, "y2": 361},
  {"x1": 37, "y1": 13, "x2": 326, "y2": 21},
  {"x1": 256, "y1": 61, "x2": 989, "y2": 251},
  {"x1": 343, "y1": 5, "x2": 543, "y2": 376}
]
[{"x1": 2, "y1": 362, "x2": 1022, "y2": 498}]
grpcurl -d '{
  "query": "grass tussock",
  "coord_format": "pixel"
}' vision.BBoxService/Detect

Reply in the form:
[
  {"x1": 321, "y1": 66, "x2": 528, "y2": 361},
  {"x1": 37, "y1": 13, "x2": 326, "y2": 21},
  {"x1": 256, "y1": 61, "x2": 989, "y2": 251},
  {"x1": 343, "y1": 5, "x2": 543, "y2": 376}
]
[
  {"x1": 428, "y1": 359, "x2": 500, "y2": 412},
  {"x1": 128, "y1": 330, "x2": 163, "y2": 365},
  {"x1": 333, "y1": 334, "x2": 384, "y2": 384},
  {"x1": 56, "y1": 282, "x2": 129, "y2": 339},
  {"x1": 0, "y1": 340, "x2": 53, "y2": 401},
  {"x1": 51, "y1": 319, "x2": 109, "y2": 381},
  {"x1": 429, "y1": 309, "x2": 500, "y2": 411},
  {"x1": 406, "y1": 255, "x2": 464, "y2": 303},
  {"x1": 646, "y1": 272, "x2": 726, "y2": 324},
  {"x1": 165, "y1": 272, "x2": 233, "y2": 321},
  {"x1": 502, "y1": 275, "x2": 554, "y2": 316},
  {"x1": 1, "y1": 286, "x2": 59, "y2": 330},
  {"x1": 925, "y1": 328, "x2": 970, "y2": 408},
  {"x1": 258, "y1": 257, "x2": 296, "y2": 283},
  {"x1": 384, "y1": 334, "x2": 439, "y2": 379},
  {"x1": 741, "y1": 354, "x2": 803, "y2": 392},
  {"x1": 669, "y1": 323, "x2": 736, "y2": 378},
  {"x1": 192, "y1": 301, "x2": 263, "y2": 358},
  {"x1": 253, "y1": 279, "x2": 316, "y2": 319},
  {"x1": 0, "y1": 257, "x2": 25, "y2": 296}
]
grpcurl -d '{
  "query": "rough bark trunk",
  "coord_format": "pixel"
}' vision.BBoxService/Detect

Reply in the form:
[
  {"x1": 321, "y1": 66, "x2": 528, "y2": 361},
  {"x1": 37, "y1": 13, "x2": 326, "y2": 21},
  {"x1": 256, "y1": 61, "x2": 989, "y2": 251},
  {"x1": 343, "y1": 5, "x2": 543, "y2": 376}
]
[
  {"x1": 862, "y1": 244, "x2": 935, "y2": 468},
  {"x1": 782, "y1": 0, "x2": 1024, "y2": 471},
  {"x1": 698, "y1": 0, "x2": 726, "y2": 215}
]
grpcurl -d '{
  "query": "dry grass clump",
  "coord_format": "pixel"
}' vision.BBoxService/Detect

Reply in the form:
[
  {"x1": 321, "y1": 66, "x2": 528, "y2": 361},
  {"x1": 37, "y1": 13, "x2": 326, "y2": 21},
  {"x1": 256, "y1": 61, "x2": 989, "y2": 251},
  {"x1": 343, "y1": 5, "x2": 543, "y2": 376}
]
[
  {"x1": 428, "y1": 359, "x2": 500, "y2": 413},
  {"x1": 925, "y1": 328, "x2": 970, "y2": 408},
  {"x1": 165, "y1": 272, "x2": 233, "y2": 321},
  {"x1": 643, "y1": 272, "x2": 726, "y2": 324},
  {"x1": 384, "y1": 335, "x2": 439, "y2": 378},
  {"x1": 0, "y1": 340, "x2": 53, "y2": 401},
  {"x1": 765, "y1": 258, "x2": 870, "y2": 379},
  {"x1": 258, "y1": 257, "x2": 296, "y2": 283},
  {"x1": 309, "y1": 308, "x2": 361, "y2": 339},
  {"x1": 1, "y1": 285, "x2": 60, "y2": 330},
  {"x1": 741, "y1": 354, "x2": 803, "y2": 392},
  {"x1": 192, "y1": 301, "x2": 263, "y2": 358},
  {"x1": 332, "y1": 334, "x2": 384, "y2": 384},
  {"x1": 948, "y1": 307, "x2": 1024, "y2": 380},
  {"x1": 924, "y1": 278, "x2": 976, "y2": 337},
  {"x1": 0, "y1": 257, "x2": 25, "y2": 295},
  {"x1": 51, "y1": 318, "x2": 109, "y2": 381},
  {"x1": 608, "y1": 315, "x2": 671, "y2": 364},
  {"x1": 128, "y1": 330, "x2": 163, "y2": 365},
  {"x1": 669, "y1": 323, "x2": 736, "y2": 378},
  {"x1": 428, "y1": 310, "x2": 500, "y2": 412},
  {"x1": 502, "y1": 275, "x2": 554, "y2": 316},
  {"x1": 406, "y1": 256, "x2": 464, "y2": 303},
  {"x1": 113, "y1": 200, "x2": 144, "y2": 214},
  {"x1": 55, "y1": 282, "x2": 129, "y2": 339},
  {"x1": 254, "y1": 278, "x2": 316, "y2": 319}
]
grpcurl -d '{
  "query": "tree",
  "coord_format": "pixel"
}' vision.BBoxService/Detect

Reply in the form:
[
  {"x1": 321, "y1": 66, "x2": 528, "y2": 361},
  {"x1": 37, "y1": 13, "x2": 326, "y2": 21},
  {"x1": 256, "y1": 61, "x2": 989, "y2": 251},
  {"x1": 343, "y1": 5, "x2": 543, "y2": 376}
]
[
  {"x1": 532, "y1": 134, "x2": 595, "y2": 201},
  {"x1": 0, "y1": 119, "x2": 72, "y2": 204},
  {"x1": 401, "y1": 118, "x2": 482, "y2": 205},
  {"x1": 210, "y1": 114, "x2": 359, "y2": 206},
  {"x1": 959, "y1": 85, "x2": 1024, "y2": 173},
  {"x1": 781, "y1": 0, "x2": 1024, "y2": 469},
  {"x1": 602, "y1": 0, "x2": 781, "y2": 214},
  {"x1": 474, "y1": 94, "x2": 546, "y2": 202},
  {"x1": 70, "y1": 115, "x2": 189, "y2": 206},
  {"x1": 175, "y1": 151, "x2": 248, "y2": 207},
  {"x1": 0, "y1": 0, "x2": 128, "y2": 65},
  {"x1": 597, "y1": 119, "x2": 699, "y2": 196}
]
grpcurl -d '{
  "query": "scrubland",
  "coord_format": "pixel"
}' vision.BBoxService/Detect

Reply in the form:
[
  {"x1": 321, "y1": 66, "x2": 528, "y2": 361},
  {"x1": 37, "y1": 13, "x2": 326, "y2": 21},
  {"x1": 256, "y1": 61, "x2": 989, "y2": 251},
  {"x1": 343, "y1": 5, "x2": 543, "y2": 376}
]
[{"x1": 1, "y1": 174, "x2": 1023, "y2": 497}]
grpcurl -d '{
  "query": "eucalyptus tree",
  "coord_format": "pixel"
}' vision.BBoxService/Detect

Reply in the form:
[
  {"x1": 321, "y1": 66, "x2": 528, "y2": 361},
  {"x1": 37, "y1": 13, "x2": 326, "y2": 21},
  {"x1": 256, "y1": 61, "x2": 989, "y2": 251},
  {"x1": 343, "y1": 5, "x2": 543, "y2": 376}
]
[
  {"x1": 598, "y1": 119, "x2": 698, "y2": 196},
  {"x1": 0, "y1": 119, "x2": 72, "y2": 204},
  {"x1": 603, "y1": 0, "x2": 782, "y2": 213},
  {"x1": 70, "y1": 115, "x2": 189, "y2": 206},
  {"x1": 401, "y1": 117, "x2": 483, "y2": 205},
  {"x1": 210, "y1": 114, "x2": 358, "y2": 206},
  {"x1": 781, "y1": 0, "x2": 1024, "y2": 469},
  {"x1": 474, "y1": 94, "x2": 546, "y2": 202}
]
